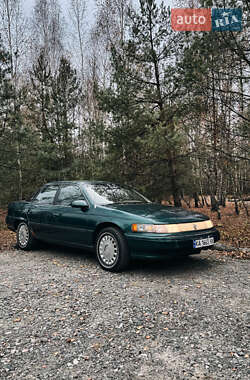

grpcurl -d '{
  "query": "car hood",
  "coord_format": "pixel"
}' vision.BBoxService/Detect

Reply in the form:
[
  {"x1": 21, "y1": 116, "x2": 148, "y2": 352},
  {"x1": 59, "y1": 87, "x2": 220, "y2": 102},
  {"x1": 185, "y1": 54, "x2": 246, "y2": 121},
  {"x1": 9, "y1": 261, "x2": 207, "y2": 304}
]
[{"x1": 103, "y1": 203, "x2": 209, "y2": 223}]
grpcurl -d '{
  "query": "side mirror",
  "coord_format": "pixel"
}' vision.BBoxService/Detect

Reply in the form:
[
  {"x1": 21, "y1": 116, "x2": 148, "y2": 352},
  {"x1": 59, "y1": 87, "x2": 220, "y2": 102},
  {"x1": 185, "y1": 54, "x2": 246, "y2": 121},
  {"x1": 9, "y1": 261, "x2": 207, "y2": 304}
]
[{"x1": 71, "y1": 200, "x2": 89, "y2": 210}]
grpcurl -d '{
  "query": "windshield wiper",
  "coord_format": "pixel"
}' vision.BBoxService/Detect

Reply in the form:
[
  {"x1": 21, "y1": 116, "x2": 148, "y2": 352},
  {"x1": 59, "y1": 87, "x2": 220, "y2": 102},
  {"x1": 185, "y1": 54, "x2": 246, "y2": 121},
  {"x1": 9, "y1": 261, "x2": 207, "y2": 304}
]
[
  {"x1": 111, "y1": 200, "x2": 145, "y2": 204},
  {"x1": 101, "y1": 200, "x2": 145, "y2": 205},
  {"x1": 120, "y1": 200, "x2": 144, "y2": 204}
]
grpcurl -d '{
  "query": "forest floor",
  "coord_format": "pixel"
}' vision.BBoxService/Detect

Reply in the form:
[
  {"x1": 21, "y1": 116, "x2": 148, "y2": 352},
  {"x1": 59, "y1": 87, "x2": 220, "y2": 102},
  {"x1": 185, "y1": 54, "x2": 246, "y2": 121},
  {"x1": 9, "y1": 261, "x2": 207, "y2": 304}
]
[
  {"x1": 182, "y1": 202, "x2": 250, "y2": 259},
  {"x1": 0, "y1": 202, "x2": 249, "y2": 258}
]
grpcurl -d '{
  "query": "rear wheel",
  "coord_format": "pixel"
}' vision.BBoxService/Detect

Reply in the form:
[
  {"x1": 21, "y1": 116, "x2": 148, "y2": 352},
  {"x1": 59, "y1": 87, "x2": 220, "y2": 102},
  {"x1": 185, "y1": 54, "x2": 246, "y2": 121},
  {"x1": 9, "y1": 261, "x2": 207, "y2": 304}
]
[
  {"x1": 96, "y1": 227, "x2": 130, "y2": 272},
  {"x1": 17, "y1": 222, "x2": 36, "y2": 250}
]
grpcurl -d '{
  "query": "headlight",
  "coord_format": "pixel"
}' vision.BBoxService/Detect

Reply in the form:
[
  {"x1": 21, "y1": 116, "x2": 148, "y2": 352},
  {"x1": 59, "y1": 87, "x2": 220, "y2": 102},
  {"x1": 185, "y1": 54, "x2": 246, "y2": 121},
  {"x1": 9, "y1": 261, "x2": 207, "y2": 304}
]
[
  {"x1": 131, "y1": 220, "x2": 213, "y2": 233},
  {"x1": 131, "y1": 224, "x2": 170, "y2": 233}
]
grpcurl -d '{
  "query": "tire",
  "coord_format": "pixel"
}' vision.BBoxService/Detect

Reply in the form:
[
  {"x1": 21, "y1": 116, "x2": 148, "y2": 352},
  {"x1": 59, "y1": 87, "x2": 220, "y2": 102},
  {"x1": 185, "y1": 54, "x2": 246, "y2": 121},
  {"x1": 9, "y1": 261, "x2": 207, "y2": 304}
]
[
  {"x1": 96, "y1": 227, "x2": 130, "y2": 272},
  {"x1": 17, "y1": 222, "x2": 37, "y2": 250}
]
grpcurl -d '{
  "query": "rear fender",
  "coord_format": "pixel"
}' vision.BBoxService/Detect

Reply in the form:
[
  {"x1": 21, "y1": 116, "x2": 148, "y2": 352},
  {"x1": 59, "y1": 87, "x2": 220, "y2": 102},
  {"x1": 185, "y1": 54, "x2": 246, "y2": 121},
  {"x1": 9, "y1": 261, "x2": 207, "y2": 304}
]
[{"x1": 6, "y1": 201, "x2": 31, "y2": 231}]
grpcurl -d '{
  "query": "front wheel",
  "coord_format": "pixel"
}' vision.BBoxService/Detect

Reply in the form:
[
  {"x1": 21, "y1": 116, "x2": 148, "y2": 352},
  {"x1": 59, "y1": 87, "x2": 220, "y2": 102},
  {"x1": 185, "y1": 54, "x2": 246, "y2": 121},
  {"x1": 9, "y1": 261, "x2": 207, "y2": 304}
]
[
  {"x1": 96, "y1": 227, "x2": 130, "y2": 272},
  {"x1": 17, "y1": 222, "x2": 36, "y2": 250}
]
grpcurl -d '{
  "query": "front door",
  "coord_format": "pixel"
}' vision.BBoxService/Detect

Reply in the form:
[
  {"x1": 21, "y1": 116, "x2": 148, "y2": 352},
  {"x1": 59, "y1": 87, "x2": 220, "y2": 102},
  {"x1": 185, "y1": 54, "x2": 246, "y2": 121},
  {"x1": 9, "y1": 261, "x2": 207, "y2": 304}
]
[
  {"x1": 28, "y1": 184, "x2": 60, "y2": 240},
  {"x1": 52, "y1": 184, "x2": 94, "y2": 247}
]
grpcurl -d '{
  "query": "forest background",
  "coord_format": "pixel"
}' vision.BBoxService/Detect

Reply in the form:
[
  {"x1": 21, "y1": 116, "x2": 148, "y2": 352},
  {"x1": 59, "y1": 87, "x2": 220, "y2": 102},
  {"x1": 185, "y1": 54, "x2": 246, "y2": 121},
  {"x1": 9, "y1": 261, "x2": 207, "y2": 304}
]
[{"x1": 0, "y1": 0, "x2": 249, "y2": 224}]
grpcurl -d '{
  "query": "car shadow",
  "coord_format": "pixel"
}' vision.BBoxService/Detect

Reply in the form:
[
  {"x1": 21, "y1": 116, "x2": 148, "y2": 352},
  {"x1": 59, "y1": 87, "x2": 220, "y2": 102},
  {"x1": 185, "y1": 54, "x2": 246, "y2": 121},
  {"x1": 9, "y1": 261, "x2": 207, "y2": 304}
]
[
  {"x1": 129, "y1": 254, "x2": 216, "y2": 276},
  {"x1": 33, "y1": 242, "x2": 219, "y2": 276},
  {"x1": 34, "y1": 242, "x2": 97, "y2": 265}
]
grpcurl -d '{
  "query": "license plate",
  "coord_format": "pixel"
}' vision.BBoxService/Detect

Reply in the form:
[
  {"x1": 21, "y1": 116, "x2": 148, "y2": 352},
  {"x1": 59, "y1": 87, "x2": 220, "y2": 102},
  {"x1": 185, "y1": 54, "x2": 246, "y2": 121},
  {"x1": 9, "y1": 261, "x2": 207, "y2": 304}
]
[{"x1": 193, "y1": 237, "x2": 214, "y2": 248}]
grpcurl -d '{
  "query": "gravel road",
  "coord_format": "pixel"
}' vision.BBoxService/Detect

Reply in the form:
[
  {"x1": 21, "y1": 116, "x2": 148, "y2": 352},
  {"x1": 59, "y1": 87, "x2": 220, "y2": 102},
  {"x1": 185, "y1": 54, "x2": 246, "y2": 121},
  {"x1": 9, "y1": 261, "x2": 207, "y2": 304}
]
[{"x1": 0, "y1": 246, "x2": 249, "y2": 380}]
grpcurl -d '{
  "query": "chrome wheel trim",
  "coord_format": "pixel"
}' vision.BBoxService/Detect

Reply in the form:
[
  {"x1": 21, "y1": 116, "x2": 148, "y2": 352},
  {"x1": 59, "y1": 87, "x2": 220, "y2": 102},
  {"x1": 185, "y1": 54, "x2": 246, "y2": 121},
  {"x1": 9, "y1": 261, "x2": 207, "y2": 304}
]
[
  {"x1": 98, "y1": 234, "x2": 119, "y2": 267},
  {"x1": 18, "y1": 224, "x2": 29, "y2": 248}
]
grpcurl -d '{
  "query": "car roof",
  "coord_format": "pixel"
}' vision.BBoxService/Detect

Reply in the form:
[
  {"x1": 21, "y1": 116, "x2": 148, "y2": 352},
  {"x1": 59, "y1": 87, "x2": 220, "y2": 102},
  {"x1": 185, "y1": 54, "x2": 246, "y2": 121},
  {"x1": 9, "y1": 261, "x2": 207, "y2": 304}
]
[{"x1": 44, "y1": 180, "x2": 113, "y2": 186}]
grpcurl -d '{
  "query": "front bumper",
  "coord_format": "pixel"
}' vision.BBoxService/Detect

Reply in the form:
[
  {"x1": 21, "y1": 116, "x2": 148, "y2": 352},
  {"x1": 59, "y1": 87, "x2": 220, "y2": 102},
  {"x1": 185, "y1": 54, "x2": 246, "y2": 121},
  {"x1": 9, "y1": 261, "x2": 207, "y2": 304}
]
[{"x1": 125, "y1": 228, "x2": 220, "y2": 258}]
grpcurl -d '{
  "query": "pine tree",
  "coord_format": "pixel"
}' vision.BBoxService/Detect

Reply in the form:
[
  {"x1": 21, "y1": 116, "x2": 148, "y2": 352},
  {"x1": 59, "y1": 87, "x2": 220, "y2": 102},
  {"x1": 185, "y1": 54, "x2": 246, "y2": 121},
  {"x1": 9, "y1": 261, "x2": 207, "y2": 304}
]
[
  {"x1": 0, "y1": 41, "x2": 20, "y2": 203},
  {"x1": 97, "y1": 0, "x2": 186, "y2": 205},
  {"x1": 51, "y1": 56, "x2": 82, "y2": 170},
  {"x1": 0, "y1": 41, "x2": 12, "y2": 133},
  {"x1": 30, "y1": 53, "x2": 82, "y2": 180}
]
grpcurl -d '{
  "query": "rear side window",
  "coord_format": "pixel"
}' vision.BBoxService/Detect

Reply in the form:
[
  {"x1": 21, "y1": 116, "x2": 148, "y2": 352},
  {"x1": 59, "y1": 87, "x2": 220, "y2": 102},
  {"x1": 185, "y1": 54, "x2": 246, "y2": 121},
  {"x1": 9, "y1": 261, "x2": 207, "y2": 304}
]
[
  {"x1": 34, "y1": 185, "x2": 59, "y2": 204},
  {"x1": 56, "y1": 185, "x2": 83, "y2": 205}
]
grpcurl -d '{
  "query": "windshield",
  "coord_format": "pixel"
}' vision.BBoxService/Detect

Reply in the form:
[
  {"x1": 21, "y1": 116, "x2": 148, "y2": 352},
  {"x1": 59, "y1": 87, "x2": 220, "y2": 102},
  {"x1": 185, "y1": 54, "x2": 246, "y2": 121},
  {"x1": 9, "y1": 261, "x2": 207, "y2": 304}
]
[{"x1": 84, "y1": 183, "x2": 151, "y2": 205}]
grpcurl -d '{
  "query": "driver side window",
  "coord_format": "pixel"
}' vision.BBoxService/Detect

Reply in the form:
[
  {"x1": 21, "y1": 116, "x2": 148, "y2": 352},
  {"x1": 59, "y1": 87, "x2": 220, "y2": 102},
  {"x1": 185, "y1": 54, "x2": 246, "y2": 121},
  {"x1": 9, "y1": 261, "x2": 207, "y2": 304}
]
[{"x1": 56, "y1": 185, "x2": 84, "y2": 206}]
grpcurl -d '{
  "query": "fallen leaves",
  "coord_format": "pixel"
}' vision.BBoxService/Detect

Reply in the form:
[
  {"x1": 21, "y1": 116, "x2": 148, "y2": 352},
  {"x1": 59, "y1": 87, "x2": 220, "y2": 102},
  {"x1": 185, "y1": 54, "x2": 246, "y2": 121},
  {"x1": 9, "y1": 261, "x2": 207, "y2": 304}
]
[
  {"x1": 13, "y1": 318, "x2": 21, "y2": 323},
  {"x1": 66, "y1": 338, "x2": 76, "y2": 344},
  {"x1": 0, "y1": 230, "x2": 16, "y2": 251},
  {"x1": 186, "y1": 204, "x2": 250, "y2": 251},
  {"x1": 92, "y1": 343, "x2": 101, "y2": 350}
]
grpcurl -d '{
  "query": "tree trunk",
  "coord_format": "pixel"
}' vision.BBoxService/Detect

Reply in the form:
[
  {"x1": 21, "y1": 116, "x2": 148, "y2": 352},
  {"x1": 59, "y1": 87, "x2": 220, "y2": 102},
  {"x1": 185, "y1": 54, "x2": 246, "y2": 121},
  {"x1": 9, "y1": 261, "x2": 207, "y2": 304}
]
[
  {"x1": 219, "y1": 194, "x2": 226, "y2": 207},
  {"x1": 210, "y1": 194, "x2": 219, "y2": 212},
  {"x1": 240, "y1": 197, "x2": 249, "y2": 217},
  {"x1": 234, "y1": 198, "x2": 239, "y2": 215},
  {"x1": 168, "y1": 157, "x2": 182, "y2": 207},
  {"x1": 17, "y1": 141, "x2": 23, "y2": 200},
  {"x1": 193, "y1": 192, "x2": 199, "y2": 208}
]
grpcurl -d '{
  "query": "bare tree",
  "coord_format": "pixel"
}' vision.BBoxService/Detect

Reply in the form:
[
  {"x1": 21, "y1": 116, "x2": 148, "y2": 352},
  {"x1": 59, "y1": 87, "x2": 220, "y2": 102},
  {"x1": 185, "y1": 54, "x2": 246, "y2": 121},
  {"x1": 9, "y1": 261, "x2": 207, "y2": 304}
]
[
  {"x1": 86, "y1": 0, "x2": 132, "y2": 103},
  {"x1": 95, "y1": 0, "x2": 132, "y2": 45},
  {"x1": 0, "y1": 0, "x2": 29, "y2": 199},
  {"x1": 0, "y1": 0, "x2": 29, "y2": 84},
  {"x1": 68, "y1": 0, "x2": 86, "y2": 80},
  {"x1": 30, "y1": 0, "x2": 64, "y2": 72},
  {"x1": 174, "y1": 0, "x2": 200, "y2": 6}
]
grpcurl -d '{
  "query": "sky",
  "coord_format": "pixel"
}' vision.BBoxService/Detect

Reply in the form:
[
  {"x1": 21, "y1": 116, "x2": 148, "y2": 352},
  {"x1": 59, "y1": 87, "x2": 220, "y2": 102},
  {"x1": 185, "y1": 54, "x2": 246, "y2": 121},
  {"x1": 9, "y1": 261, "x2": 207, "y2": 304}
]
[
  {"x1": 22, "y1": 0, "x2": 175, "y2": 37},
  {"x1": 23, "y1": 0, "x2": 175, "y2": 18},
  {"x1": 23, "y1": 0, "x2": 97, "y2": 19}
]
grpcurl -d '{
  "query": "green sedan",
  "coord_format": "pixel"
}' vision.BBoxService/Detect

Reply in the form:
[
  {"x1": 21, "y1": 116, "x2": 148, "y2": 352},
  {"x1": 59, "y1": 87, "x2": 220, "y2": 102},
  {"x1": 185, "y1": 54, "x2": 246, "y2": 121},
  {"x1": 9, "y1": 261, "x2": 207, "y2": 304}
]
[{"x1": 6, "y1": 181, "x2": 220, "y2": 272}]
